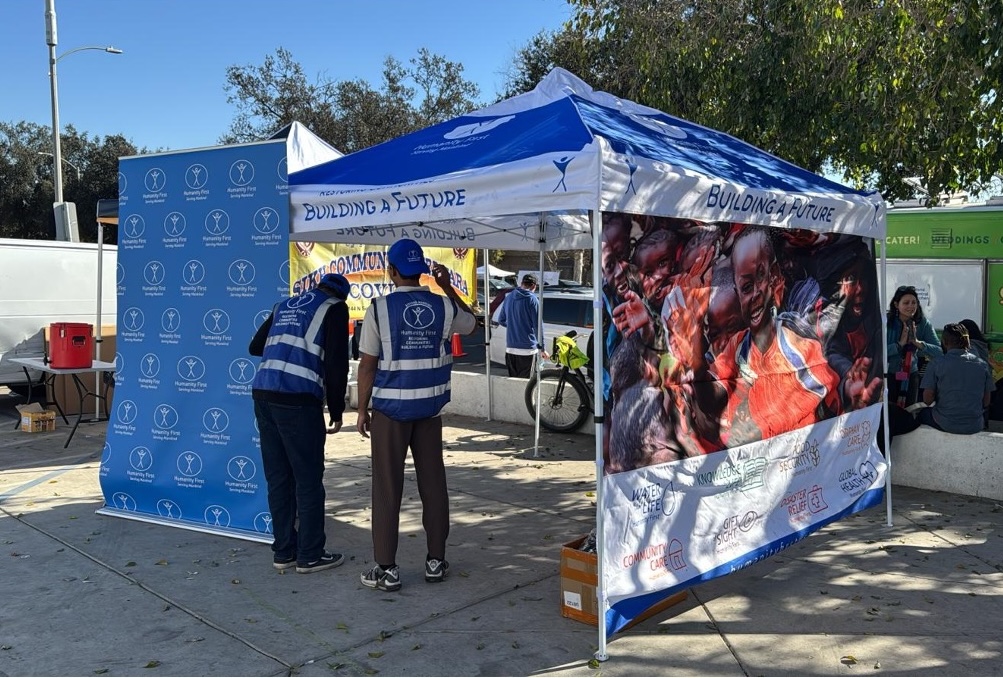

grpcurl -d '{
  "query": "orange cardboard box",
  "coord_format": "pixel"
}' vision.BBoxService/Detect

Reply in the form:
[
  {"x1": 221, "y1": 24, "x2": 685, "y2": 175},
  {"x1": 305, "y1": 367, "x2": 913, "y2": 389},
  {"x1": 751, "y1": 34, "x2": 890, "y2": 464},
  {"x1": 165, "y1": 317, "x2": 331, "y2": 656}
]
[{"x1": 560, "y1": 535, "x2": 687, "y2": 628}]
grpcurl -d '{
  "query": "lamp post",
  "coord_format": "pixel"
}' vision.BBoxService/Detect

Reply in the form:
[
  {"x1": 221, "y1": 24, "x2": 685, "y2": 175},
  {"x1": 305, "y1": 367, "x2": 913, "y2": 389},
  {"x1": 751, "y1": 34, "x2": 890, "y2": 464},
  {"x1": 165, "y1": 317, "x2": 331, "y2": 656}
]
[
  {"x1": 45, "y1": 0, "x2": 121, "y2": 209},
  {"x1": 38, "y1": 151, "x2": 81, "y2": 181}
]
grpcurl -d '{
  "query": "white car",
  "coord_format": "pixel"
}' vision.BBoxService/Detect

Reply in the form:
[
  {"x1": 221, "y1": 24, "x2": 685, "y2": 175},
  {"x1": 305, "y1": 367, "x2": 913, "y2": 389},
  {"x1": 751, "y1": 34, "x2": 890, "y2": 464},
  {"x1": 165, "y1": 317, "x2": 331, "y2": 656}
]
[{"x1": 488, "y1": 288, "x2": 594, "y2": 368}]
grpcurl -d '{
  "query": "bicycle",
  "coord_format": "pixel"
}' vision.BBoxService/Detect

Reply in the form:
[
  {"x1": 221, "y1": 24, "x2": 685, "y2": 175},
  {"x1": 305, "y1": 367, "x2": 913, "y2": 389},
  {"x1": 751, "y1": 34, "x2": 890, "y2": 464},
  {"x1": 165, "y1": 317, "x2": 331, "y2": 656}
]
[{"x1": 525, "y1": 330, "x2": 595, "y2": 433}]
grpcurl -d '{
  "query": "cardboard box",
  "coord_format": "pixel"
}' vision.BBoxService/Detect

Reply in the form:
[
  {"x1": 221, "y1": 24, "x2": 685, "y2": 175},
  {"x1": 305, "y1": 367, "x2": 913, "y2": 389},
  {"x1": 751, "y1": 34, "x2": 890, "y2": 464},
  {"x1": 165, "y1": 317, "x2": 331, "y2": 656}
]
[
  {"x1": 560, "y1": 535, "x2": 688, "y2": 628},
  {"x1": 17, "y1": 403, "x2": 57, "y2": 433}
]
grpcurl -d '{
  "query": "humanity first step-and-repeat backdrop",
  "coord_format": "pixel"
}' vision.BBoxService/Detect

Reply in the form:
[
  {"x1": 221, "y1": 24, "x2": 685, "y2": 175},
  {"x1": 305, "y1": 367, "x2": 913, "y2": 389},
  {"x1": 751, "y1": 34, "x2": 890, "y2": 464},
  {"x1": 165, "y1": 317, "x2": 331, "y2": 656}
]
[{"x1": 98, "y1": 140, "x2": 290, "y2": 541}]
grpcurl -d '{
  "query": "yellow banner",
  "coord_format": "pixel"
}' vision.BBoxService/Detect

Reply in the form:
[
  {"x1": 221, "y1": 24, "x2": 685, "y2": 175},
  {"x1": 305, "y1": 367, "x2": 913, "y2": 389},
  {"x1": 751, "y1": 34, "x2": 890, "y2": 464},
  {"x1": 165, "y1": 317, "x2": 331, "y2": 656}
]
[{"x1": 289, "y1": 242, "x2": 476, "y2": 325}]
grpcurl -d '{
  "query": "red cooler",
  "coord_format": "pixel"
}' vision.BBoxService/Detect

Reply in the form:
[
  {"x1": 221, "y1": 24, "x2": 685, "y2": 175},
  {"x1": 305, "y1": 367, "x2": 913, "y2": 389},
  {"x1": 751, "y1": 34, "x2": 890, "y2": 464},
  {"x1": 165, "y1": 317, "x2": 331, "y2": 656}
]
[{"x1": 49, "y1": 323, "x2": 94, "y2": 369}]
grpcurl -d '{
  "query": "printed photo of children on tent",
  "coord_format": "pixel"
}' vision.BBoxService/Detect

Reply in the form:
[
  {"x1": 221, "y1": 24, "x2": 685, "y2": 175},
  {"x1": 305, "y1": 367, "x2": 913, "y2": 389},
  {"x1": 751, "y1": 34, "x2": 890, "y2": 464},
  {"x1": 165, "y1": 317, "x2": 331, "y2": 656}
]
[{"x1": 601, "y1": 211, "x2": 884, "y2": 474}]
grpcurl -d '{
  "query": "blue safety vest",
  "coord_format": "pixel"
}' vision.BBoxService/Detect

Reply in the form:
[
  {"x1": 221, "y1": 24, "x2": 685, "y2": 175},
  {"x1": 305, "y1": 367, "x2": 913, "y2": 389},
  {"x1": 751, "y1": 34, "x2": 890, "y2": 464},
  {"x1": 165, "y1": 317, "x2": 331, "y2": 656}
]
[
  {"x1": 372, "y1": 291, "x2": 455, "y2": 421},
  {"x1": 252, "y1": 291, "x2": 342, "y2": 400}
]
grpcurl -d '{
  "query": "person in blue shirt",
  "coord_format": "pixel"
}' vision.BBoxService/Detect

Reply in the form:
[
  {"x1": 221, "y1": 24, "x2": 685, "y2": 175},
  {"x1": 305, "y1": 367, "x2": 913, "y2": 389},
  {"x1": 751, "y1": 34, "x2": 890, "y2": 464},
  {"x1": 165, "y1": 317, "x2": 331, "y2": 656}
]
[
  {"x1": 917, "y1": 323, "x2": 995, "y2": 434},
  {"x1": 886, "y1": 285, "x2": 942, "y2": 407},
  {"x1": 249, "y1": 273, "x2": 351, "y2": 574},
  {"x1": 496, "y1": 273, "x2": 542, "y2": 378}
]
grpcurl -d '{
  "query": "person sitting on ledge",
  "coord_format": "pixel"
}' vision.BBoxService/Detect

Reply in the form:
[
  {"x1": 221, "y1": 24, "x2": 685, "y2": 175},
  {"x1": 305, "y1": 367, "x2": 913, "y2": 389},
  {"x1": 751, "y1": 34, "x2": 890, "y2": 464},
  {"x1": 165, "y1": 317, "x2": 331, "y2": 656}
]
[{"x1": 916, "y1": 323, "x2": 995, "y2": 434}]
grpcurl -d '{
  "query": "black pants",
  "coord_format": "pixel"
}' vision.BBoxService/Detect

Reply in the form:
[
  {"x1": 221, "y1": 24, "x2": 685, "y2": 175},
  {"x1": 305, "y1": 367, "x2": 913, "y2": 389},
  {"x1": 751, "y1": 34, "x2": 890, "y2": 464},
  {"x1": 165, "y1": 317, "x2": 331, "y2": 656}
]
[
  {"x1": 876, "y1": 403, "x2": 920, "y2": 454},
  {"x1": 506, "y1": 353, "x2": 534, "y2": 378}
]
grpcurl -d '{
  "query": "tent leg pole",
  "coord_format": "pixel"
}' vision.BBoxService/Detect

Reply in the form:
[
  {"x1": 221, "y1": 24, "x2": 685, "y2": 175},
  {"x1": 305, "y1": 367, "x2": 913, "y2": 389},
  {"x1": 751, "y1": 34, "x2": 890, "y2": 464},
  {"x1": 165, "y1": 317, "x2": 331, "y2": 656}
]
[
  {"x1": 591, "y1": 208, "x2": 609, "y2": 660},
  {"x1": 94, "y1": 219, "x2": 104, "y2": 421},
  {"x1": 533, "y1": 244, "x2": 544, "y2": 458},
  {"x1": 483, "y1": 249, "x2": 492, "y2": 422},
  {"x1": 880, "y1": 240, "x2": 894, "y2": 527}
]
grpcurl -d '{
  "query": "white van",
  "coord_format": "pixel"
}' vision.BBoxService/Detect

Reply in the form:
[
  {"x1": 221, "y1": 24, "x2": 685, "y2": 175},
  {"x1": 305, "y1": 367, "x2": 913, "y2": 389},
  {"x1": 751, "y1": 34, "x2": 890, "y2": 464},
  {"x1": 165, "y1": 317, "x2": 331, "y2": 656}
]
[{"x1": 0, "y1": 238, "x2": 117, "y2": 396}]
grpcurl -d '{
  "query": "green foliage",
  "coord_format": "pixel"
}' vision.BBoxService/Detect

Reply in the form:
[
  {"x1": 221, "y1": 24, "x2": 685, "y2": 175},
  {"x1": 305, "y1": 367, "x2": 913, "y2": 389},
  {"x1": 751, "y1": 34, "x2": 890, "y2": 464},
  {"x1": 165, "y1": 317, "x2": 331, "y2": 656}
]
[
  {"x1": 503, "y1": 0, "x2": 1003, "y2": 203},
  {"x1": 0, "y1": 122, "x2": 137, "y2": 242},
  {"x1": 221, "y1": 47, "x2": 481, "y2": 152}
]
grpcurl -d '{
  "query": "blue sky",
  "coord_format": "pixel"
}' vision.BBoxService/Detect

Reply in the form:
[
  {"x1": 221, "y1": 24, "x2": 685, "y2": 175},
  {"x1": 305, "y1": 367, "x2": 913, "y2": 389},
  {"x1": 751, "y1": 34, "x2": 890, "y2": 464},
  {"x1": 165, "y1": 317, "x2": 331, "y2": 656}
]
[{"x1": 1, "y1": 0, "x2": 572, "y2": 152}]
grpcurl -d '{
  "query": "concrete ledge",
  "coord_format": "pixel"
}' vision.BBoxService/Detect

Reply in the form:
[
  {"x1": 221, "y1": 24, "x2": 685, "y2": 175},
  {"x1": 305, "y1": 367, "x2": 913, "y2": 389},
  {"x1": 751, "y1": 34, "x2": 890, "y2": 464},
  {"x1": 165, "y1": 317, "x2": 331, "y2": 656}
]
[
  {"x1": 891, "y1": 426, "x2": 1003, "y2": 501},
  {"x1": 347, "y1": 362, "x2": 593, "y2": 435}
]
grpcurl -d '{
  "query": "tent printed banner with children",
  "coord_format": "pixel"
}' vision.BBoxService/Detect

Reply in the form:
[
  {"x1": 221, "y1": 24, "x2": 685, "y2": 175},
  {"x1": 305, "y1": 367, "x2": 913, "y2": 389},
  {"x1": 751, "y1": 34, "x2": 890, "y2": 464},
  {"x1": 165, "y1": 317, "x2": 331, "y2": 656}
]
[
  {"x1": 599, "y1": 214, "x2": 886, "y2": 632},
  {"x1": 288, "y1": 68, "x2": 889, "y2": 646}
]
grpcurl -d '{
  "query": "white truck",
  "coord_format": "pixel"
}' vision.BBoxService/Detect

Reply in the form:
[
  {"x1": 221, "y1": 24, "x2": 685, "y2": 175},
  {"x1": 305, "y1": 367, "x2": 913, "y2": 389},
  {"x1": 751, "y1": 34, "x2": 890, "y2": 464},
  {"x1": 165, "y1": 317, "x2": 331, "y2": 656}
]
[{"x1": 0, "y1": 238, "x2": 117, "y2": 397}]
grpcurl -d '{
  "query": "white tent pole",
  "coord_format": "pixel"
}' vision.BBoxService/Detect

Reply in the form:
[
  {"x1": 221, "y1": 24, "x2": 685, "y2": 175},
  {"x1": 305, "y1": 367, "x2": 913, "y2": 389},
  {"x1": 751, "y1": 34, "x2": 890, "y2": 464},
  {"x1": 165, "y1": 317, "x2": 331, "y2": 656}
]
[
  {"x1": 94, "y1": 216, "x2": 104, "y2": 420},
  {"x1": 533, "y1": 229, "x2": 545, "y2": 458},
  {"x1": 483, "y1": 248, "x2": 492, "y2": 421},
  {"x1": 880, "y1": 238, "x2": 893, "y2": 527},
  {"x1": 591, "y1": 208, "x2": 608, "y2": 661}
]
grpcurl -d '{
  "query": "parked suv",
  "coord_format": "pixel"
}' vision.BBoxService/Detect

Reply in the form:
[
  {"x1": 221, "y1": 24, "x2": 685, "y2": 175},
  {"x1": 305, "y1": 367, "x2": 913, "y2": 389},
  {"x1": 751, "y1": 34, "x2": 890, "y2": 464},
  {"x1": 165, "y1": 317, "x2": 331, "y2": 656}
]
[{"x1": 488, "y1": 287, "x2": 594, "y2": 367}]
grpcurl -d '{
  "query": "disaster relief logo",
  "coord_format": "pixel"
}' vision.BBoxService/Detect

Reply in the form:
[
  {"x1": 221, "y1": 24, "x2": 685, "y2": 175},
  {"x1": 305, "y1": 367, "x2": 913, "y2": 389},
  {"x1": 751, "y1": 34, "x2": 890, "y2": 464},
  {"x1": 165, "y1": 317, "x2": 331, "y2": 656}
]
[
  {"x1": 778, "y1": 437, "x2": 821, "y2": 477},
  {"x1": 715, "y1": 510, "x2": 760, "y2": 554},
  {"x1": 780, "y1": 485, "x2": 829, "y2": 524},
  {"x1": 696, "y1": 457, "x2": 768, "y2": 493},
  {"x1": 839, "y1": 461, "x2": 878, "y2": 497}
]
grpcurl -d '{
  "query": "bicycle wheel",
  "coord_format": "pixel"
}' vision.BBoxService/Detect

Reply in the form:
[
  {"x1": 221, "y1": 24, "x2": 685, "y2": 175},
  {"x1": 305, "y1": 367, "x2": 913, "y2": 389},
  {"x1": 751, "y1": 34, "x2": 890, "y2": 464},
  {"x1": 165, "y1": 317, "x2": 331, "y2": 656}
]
[{"x1": 525, "y1": 368, "x2": 591, "y2": 433}]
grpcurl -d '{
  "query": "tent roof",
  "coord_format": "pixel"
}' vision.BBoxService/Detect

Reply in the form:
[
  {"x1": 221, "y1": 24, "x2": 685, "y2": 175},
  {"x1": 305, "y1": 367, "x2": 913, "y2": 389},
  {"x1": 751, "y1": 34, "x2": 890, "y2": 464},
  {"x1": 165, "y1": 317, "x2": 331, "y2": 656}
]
[
  {"x1": 289, "y1": 68, "x2": 884, "y2": 251},
  {"x1": 476, "y1": 264, "x2": 515, "y2": 277}
]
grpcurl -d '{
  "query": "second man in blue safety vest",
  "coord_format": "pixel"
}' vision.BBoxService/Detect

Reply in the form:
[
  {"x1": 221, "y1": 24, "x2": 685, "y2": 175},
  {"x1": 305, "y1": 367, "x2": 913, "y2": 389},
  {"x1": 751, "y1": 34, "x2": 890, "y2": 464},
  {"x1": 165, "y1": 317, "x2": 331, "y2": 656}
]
[{"x1": 356, "y1": 238, "x2": 477, "y2": 592}]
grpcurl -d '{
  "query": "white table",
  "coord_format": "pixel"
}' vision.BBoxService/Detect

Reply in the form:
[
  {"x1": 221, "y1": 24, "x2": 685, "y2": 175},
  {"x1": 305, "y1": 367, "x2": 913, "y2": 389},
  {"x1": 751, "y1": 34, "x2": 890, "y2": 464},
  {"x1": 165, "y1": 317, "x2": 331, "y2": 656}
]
[{"x1": 10, "y1": 357, "x2": 115, "y2": 448}]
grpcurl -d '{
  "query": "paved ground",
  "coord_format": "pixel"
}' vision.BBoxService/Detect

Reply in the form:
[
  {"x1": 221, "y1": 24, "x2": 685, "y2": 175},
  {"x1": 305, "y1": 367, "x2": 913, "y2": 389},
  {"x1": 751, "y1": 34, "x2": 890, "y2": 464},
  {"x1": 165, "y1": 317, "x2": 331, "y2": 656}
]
[{"x1": 1, "y1": 390, "x2": 1002, "y2": 677}]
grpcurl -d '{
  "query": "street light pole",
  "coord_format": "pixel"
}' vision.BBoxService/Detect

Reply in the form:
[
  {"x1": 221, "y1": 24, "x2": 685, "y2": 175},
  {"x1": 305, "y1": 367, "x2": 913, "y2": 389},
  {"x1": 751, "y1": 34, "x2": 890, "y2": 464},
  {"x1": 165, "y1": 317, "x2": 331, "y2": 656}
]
[
  {"x1": 44, "y1": 0, "x2": 121, "y2": 233},
  {"x1": 46, "y1": 0, "x2": 63, "y2": 205},
  {"x1": 38, "y1": 152, "x2": 81, "y2": 181}
]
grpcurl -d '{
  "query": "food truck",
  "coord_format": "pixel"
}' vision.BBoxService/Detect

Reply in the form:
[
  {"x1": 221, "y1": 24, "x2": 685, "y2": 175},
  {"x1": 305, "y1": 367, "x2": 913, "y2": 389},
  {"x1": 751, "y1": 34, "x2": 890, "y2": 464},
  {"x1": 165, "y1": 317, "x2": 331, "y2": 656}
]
[{"x1": 881, "y1": 201, "x2": 1003, "y2": 381}]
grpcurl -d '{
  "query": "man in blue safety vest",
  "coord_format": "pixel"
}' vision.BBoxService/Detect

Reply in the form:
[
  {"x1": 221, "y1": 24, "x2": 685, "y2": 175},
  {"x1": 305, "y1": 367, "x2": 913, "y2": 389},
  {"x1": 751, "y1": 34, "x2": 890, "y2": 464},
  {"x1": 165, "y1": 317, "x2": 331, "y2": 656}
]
[
  {"x1": 249, "y1": 272, "x2": 351, "y2": 574},
  {"x1": 355, "y1": 238, "x2": 477, "y2": 592}
]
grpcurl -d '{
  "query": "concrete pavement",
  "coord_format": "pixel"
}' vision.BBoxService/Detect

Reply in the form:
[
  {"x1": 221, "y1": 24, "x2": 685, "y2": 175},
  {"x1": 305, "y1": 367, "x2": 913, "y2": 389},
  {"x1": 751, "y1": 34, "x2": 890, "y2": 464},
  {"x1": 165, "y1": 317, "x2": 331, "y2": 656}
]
[{"x1": 1, "y1": 390, "x2": 1002, "y2": 677}]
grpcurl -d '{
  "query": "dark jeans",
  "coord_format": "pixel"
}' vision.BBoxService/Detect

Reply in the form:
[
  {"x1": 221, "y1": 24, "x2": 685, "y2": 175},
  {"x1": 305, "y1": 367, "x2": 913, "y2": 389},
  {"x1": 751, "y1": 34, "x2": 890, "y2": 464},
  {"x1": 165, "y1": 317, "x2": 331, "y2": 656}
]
[{"x1": 253, "y1": 399, "x2": 328, "y2": 564}]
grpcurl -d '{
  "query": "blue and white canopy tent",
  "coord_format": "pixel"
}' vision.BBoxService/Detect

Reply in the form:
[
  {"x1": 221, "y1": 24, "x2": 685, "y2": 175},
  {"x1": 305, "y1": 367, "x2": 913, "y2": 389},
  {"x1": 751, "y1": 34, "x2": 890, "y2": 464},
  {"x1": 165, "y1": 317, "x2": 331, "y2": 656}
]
[{"x1": 289, "y1": 68, "x2": 890, "y2": 656}]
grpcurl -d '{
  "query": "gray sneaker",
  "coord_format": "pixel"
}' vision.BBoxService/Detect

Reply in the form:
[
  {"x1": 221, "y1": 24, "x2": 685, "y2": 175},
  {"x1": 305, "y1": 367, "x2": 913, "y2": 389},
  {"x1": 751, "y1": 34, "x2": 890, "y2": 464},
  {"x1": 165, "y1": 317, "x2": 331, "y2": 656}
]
[
  {"x1": 361, "y1": 564, "x2": 401, "y2": 591},
  {"x1": 425, "y1": 557, "x2": 450, "y2": 583}
]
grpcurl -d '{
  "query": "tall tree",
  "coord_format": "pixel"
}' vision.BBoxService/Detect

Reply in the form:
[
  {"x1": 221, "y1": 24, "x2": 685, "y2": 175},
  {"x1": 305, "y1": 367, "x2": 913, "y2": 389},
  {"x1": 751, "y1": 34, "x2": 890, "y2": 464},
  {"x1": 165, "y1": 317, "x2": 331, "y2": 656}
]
[
  {"x1": 222, "y1": 47, "x2": 481, "y2": 152},
  {"x1": 504, "y1": 0, "x2": 1003, "y2": 203},
  {"x1": 0, "y1": 121, "x2": 137, "y2": 242}
]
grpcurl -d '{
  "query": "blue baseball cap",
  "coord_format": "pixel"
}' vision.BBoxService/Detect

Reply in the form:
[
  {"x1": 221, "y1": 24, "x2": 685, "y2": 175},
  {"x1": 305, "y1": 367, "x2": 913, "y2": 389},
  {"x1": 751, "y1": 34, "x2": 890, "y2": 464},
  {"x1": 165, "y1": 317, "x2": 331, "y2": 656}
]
[
  {"x1": 319, "y1": 273, "x2": 351, "y2": 299},
  {"x1": 387, "y1": 238, "x2": 430, "y2": 278}
]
